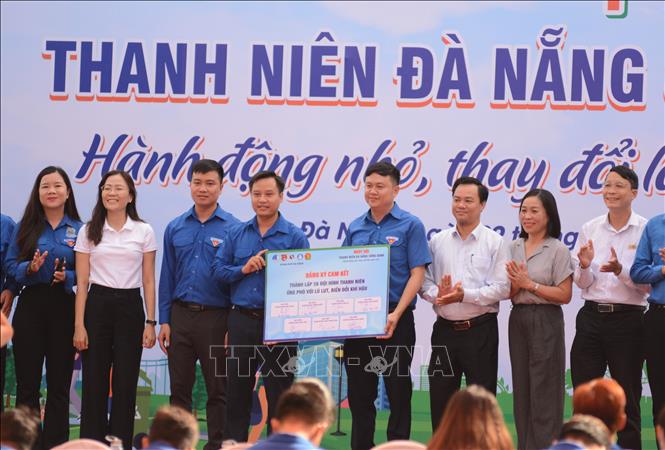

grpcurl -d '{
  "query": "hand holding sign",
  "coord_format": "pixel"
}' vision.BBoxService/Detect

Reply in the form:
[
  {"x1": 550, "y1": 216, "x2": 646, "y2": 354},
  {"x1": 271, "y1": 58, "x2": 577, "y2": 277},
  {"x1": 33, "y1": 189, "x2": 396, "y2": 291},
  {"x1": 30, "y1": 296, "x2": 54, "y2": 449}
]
[{"x1": 242, "y1": 249, "x2": 268, "y2": 274}]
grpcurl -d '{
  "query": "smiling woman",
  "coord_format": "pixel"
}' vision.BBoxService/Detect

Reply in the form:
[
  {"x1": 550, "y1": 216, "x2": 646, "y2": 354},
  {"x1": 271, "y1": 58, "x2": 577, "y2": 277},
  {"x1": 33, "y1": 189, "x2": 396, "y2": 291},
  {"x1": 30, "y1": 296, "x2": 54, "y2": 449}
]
[
  {"x1": 73, "y1": 170, "x2": 157, "y2": 450},
  {"x1": 4, "y1": 166, "x2": 82, "y2": 449}
]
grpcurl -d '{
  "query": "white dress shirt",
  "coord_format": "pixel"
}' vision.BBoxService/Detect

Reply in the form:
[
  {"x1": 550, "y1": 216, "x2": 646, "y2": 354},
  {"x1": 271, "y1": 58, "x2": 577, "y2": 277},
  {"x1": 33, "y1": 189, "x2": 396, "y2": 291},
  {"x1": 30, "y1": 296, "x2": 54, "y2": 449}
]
[
  {"x1": 420, "y1": 223, "x2": 510, "y2": 320},
  {"x1": 75, "y1": 217, "x2": 157, "y2": 289},
  {"x1": 572, "y1": 211, "x2": 649, "y2": 306}
]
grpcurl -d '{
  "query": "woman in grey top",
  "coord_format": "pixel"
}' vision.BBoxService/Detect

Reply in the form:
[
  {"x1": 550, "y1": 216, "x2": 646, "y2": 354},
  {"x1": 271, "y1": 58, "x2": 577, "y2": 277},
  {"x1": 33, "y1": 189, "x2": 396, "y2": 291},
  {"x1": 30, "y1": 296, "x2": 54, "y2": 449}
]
[{"x1": 506, "y1": 189, "x2": 574, "y2": 450}]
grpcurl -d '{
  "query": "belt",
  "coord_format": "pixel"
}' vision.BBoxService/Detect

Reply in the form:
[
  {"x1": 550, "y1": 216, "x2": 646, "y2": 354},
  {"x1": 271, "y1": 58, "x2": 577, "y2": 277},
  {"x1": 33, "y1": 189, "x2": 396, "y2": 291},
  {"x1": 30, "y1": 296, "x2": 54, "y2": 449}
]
[
  {"x1": 90, "y1": 284, "x2": 140, "y2": 297},
  {"x1": 437, "y1": 313, "x2": 497, "y2": 331},
  {"x1": 584, "y1": 301, "x2": 646, "y2": 313},
  {"x1": 232, "y1": 305, "x2": 265, "y2": 320},
  {"x1": 648, "y1": 302, "x2": 665, "y2": 310},
  {"x1": 174, "y1": 299, "x2": 227, "y2": 312}
]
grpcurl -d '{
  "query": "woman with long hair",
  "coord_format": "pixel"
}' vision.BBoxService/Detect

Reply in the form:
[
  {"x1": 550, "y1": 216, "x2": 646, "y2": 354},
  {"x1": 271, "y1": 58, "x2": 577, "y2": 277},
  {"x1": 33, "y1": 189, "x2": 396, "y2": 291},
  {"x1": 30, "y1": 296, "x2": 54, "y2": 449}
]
[
  {"x1": 73, "y1": 170, "x2": 157, "y2": 449},
  {"x1": 428, "y1": 385, "x2": 513, "y2": 450},
  {"x1": 506, "y1": 188, "x2": 574, "y2": 450},
  {"x1": 5, "y1": 166, "x2": 82, "y2": 449}
]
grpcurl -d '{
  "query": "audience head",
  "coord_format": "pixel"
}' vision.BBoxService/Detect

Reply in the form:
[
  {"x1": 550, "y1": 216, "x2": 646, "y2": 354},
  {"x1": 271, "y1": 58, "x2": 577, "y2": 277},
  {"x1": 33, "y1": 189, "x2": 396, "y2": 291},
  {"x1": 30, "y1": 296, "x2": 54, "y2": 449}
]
[
  {"x1": 656, "y1": 405, "x2": 665, "y2": 450},
  {"x1": 427, "y1": 385, "x2": 513, "y2": 450},
  {"x1": 573, "y1": 377, "x2": 626, "y2": 435},
  {"x1": 554, "y1": 414, "x2": 611, "y2": 450},
  {"x1": 0, "y1": 407, "x2": 40, "y2": 450},
  {"x1": 133, "y1": 432, "x2": 149, "y2": 449},
  {"x1": 148, "y1": 405, "x2": 199, "y2": 450},
  {"x1": 271, "y1": 377, "x2": 336, "y2": 447},
  {"x1": 518, "y1": 188, "x2": 562, "y2": 240}
]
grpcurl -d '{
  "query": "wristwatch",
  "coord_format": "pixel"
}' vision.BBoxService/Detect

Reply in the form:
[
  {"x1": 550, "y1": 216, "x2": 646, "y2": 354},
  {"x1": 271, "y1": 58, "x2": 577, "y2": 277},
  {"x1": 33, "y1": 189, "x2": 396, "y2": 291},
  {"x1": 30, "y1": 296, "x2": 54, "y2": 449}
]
[{"x1": 145, "y1": 319, "x2": 157, "y2": 326}]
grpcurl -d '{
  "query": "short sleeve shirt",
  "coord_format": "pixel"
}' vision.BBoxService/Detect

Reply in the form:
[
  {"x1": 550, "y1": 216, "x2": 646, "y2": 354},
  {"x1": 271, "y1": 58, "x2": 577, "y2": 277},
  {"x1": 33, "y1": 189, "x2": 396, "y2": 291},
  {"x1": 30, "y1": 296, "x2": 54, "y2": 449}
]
[
  {"x1": 75, "y1": 217, "x2": 157, "y2": 289},
  {"x1": 509, "y1": 237, "x2": 574, "y2": 305}
]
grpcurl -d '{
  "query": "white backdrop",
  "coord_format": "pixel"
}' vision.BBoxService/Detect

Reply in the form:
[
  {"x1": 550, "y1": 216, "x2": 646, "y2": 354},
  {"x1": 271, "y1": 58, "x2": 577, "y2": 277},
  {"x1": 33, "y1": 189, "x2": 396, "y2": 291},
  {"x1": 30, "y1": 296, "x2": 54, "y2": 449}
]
[{"x1": 1, "y1": 1, "x2": 663, "y2": 393}]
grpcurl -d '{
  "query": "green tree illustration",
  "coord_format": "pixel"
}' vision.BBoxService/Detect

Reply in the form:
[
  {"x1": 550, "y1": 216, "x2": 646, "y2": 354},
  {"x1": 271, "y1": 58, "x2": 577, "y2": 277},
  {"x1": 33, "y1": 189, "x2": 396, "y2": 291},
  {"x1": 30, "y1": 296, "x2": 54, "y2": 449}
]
[
  {"x1": 191, "y1": 363, "x2": 207, "y2": 418},
  {"x1": 4, "y1": 347, "x2": 16, "y2": 408}
]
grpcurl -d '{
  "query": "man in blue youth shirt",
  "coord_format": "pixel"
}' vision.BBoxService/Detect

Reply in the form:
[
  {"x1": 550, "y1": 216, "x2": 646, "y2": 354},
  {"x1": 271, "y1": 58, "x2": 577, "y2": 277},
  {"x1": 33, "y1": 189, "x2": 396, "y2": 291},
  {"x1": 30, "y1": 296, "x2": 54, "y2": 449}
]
[
  {"x1": 342, "y1": 162, "x2": 431, "y2": 450},
  {"x1": 158, "y1": 159, "x2": 240, "y2": 450},
  {"x1": 630, "y1": 213, "x2": 665, "y2": 436},
  {"x1": 0, "y1": 213, "x2": 17, "y2": 412},
  {"x1": 213, "y1": 170, "x2": 309, "y2": 443}
]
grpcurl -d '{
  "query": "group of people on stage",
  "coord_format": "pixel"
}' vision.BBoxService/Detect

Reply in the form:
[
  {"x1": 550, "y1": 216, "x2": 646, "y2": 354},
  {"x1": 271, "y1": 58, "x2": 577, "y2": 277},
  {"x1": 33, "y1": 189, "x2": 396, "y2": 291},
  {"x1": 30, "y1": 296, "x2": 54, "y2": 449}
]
[{"x1": 0, "y1": 159, "x2": 663, "y2": 450}]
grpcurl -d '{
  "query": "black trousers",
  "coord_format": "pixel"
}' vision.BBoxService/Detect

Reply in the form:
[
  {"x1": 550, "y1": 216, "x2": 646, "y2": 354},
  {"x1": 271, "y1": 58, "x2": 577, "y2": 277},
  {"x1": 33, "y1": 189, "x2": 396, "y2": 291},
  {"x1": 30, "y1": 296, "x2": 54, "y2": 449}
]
[
  {"x1": 223, "y1": 308, "x2": 297, "y2": 442},
  {"x1": 344, "y1": 309, "x2": 416, "y2": 450},
  {"x1": 80, "y1": 284, "x2": 144, "y2": 450},
  {"x1": 570, "y1": 304, "x2": 644, "y2": 450},
  {"x1": 1, "y1": 345, "x2": 6, "y2": 412},
  {"x1": 12, "y1": 283, "x2": 75, "y2": 450},
  {"x1": 644, "y1": 305, "x2": 665, "y2": 439},
  {"x1": 168, "y1": 302, "x2": 228, "y2": 450},
  {"x1": 428, "y1": 313, "x2": 498, "y2": 431}
]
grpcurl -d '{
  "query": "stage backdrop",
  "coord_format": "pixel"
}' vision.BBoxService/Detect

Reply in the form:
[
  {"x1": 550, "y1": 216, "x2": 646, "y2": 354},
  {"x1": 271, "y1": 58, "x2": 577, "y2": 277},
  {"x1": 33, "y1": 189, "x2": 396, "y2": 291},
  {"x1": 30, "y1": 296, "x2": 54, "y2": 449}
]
[{"x1": 1, "y1": 1, "x2": 663, "y2": 403}]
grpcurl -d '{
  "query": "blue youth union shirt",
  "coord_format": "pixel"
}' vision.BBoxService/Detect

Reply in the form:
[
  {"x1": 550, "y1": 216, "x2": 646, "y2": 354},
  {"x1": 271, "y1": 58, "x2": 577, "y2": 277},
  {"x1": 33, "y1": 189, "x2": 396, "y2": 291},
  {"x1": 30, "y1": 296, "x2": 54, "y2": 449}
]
[
  {"x1": 213, "y1": 214, "x2": 309, "y2": 309},
  {"x1": 343, "y1": 203, "x2": 431, "y2": 308},
  {"x1": 1, "y1": 214, "x2": 17, "y2": 293},
  {"x1": 159, "y1": 205, "x2": 241, "y2": 324},
  {"x1": 6, "y1": 215, "x2": 83, "y2": 294}
]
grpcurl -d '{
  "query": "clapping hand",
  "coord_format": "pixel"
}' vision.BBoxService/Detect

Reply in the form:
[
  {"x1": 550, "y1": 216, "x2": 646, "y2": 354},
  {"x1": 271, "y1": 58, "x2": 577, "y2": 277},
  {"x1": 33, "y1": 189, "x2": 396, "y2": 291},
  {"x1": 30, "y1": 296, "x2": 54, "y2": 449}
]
[
  {"x1": 599, "y1": 247, "x2": 622, "y2": 276},
  {"x1": 577, "y1": 240, "x2": 594, "y2": 269}
]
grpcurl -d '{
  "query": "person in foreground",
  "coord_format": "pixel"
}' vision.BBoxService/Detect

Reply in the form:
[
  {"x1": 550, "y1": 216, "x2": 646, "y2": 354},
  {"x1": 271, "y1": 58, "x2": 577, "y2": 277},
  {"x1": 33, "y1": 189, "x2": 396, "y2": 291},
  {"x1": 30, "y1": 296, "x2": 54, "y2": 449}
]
[
  {"x1": 145, "y1": 405, "x2": 199, "y2": 450},
  {"x1": 249, "y1": 378, "x2": 335, "y2": 450},
  {"x1": 573, "y1": 378, "x2": 627, "y2": 450},
  {"x1": 630, "y1": 213, "x2": 665, "y2": 440},
  {"x1": 427, "y1": 384, "x2": 514, "y2": 450},
  {"x1": 506, "y1": 188, "x2": 573, "y2": 449},
  {"x1": 343, "y1": 161, "x2": 431, "y2": 450},
  {"x1": 548, "y1": 414, "x2": 611, "y2": 450},
  {"x1": 0, "y1": 406, "x2": 40, "y2": 450},
  {"x1": 74, "y1": 170, "x2": 157, "y2": 449},
  {"x1": 214, "y1": 170, "x2": 309, "y2": 442}
]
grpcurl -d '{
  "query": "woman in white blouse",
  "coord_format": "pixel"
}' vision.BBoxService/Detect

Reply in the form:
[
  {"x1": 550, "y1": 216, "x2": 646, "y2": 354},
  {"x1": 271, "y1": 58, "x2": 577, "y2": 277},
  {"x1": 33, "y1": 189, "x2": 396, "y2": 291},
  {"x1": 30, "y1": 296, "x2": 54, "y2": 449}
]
[{"x1": 73, "y1": 170, "x2": 157, "y2": 450}]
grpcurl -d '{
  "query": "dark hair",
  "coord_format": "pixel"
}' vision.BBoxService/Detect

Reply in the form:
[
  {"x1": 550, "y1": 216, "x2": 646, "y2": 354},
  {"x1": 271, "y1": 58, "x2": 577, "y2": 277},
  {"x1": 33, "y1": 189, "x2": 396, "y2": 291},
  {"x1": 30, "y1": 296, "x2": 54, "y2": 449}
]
[
  {"x1": 132, "y1": 432, "x2": 149, "y2": 449},
  {"x1": 428, "y1": 385, "x2": 513, "y2": 450},
  {"x1": 658, "y1": 405, "x2": 665, "y2": 431},
  {"x1": 558, "y1": 414, "x2": 611, "y2": 449},
  {"x1": 452, "y1": 176, "x2": 489, "y2": 203},
  {"x1": 148, "y1": 405, "x2": 199, "y2": 450},
  {"x1": 16, "y1": 166, "x2": 81, "y2": 261},
  {"x1": 275, "y1": 378, "x2": 335, "y2": 426},
  {"x1": 86, "y1": 170, "x2": 144, "y2": 245},
  {"x1": 249, "y1": 170, "x2": 285, "y2": 193},
  {"x1": 518, "y1": 189, "x2": 562, "y2": 239},
  {"x1": 364, "y1": 161, "x2": 400, "y2": 185},
  {"x1": 608, "y1": 165, "x2": 638, "y2": 190},
  {"x1": 191, "y1": 159, "x2": 224, "y2": 182},
  {"x1": 0, "y1": 406, "x2": 40, "y2": 450}
]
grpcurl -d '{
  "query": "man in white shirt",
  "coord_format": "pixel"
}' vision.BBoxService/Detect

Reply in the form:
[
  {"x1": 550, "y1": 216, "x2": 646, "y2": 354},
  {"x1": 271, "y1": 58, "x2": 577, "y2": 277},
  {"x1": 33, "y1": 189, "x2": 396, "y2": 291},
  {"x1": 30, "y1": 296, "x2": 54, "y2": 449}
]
[
  {"x1": 420, "y1": 176, "x2": 510, "y2": 430},
  {"x1": 571, "y1": 165, "x2": 649, "y2": 450}
]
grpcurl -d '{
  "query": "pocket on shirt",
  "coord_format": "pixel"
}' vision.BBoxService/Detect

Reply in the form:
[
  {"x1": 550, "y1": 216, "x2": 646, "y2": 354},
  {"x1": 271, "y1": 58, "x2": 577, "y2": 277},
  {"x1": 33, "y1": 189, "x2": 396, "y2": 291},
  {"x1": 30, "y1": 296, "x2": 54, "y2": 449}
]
[
  {"x1": 37, "y1": 237, "x2": 54, "y2": 254},
  {"x1": 470, "y1": 255, "x2": 492, "y2": 275},
  {"x1": 233, "y1": 247, "x2": 254, "y2": 265},
  {"x1": 173, "y1": 236, "x2": 191, "y2": 248}
]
